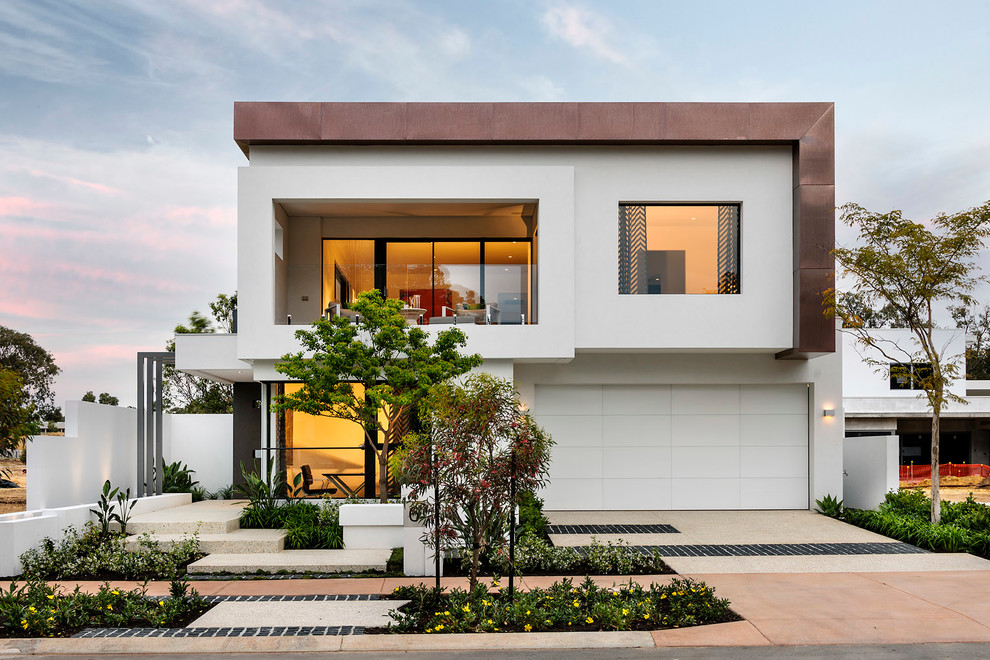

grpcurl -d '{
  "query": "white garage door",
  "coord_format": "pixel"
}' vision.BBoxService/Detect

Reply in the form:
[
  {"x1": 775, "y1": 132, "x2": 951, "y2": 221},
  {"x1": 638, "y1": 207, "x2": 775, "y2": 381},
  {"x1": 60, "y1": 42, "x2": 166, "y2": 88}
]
[{"x1": 533, "y1": 384, "x2": 809, "y2": 510}]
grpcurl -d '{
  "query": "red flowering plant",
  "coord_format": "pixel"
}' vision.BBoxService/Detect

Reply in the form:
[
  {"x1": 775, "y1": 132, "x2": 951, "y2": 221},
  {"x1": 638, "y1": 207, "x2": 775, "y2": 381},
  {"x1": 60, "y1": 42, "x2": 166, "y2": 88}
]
[{"x1": 392, "y1": 373, "x2": 553, "y2": 590}]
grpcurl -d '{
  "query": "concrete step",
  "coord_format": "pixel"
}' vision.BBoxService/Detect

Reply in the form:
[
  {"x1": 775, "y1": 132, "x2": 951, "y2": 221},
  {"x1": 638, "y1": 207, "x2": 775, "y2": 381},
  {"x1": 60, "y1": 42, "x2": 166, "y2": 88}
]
[
  {"x1": 186, "y1": 549, "x2": 391, "y2": 575},
  {"x1": 125, "y1": 528, "x2": 286, "y2": 554},
  {"x1": 125, "y1": 499, "x2": 248, "y2": 535}
]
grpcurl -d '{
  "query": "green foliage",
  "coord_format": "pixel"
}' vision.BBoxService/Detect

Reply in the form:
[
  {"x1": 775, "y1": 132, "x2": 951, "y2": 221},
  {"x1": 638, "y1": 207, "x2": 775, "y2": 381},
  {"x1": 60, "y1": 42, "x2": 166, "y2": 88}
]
[
  {"x1": 19, "y1": 524, "x2": 202, "y2": 580},
  {"x1": 814, "y1": 494, "x2": 844, "y2": 518},
  {"x1": 393, "y1": 373, "x2": 554, "y2": 589},
  {"x1": 387, "y1": 547, "x2": 404, "y2": 573},
  {"x1": 161, "y1": 461, "x2": 200, "y2": 494},
  {"x1": 827, "y1": 200, "x2": 990, "y2": 524},
  {"x1": 81, "y1": 391, "x2": 119, "y2": 406},
  {"x1": 844, "y1": 490, "x2": 990, "y2": 559},
  {"x1": 488, "y1": 537, "x2": 671, "y2": 576},
  {"x1": 0, "y1": 325, "x2": 60, "y2": 424},
  {"x1": 81, "y1": 391, "x2": 95, "y2": 403},
  {"x1": 236, "y1": 461, "x2": 343, "y2": 549},
  {"x1": 0, "y1": 577, "x2": 208, "y2": 638},
  {"x1": 950, "y1": 303, "x2": 990, "y2": 380},
  {"x1": 90, "y1": 480, "x2": 120, "y2": 536},
  {"x1": 164, "y1": 293, "x2": 236, "y2": 414},
  {"x1": 275, "y1": 289, "x2": 483, "y2": 503},
  {"x1": 385, "y1": 576, "x2": 734, "y2": 634},
  {"x1": 0, "y1": 367, "x2": 39, "y2": 453},
  {"x1": 517, "y1": 491, "x2": 550, "y2": 541}
]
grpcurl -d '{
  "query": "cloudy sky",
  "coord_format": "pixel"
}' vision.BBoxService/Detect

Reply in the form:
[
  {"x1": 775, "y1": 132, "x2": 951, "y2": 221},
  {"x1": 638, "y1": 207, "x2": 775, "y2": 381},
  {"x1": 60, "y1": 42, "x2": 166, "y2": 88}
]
[{"x1": 1, "y1": 0, "x2": 988, "y2": 407}]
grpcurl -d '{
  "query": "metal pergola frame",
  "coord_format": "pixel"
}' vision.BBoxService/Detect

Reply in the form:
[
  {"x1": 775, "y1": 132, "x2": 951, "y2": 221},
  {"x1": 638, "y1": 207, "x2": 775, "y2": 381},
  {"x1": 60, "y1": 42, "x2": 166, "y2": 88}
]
[{"x1": 136, "y1": 351, "x2": 174, "y2": 497}]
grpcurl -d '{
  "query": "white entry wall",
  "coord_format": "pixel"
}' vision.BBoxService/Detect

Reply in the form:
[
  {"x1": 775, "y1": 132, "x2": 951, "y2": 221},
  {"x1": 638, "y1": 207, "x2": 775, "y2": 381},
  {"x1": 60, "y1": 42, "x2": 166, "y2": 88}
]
[{"x1": 533, "y1": 383, "x2": 809, "y2": 510}]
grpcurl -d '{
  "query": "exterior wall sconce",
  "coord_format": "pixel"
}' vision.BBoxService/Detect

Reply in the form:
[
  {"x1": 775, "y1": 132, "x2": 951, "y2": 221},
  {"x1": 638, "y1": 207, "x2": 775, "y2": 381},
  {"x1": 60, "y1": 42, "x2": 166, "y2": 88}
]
[{"x1": 823, "y1": 409, "x2": 835, "y2": 418}]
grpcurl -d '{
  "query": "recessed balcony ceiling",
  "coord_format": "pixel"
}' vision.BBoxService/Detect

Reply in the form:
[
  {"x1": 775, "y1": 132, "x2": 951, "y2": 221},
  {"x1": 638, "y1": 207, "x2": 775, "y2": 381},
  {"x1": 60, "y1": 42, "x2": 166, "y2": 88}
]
[{"x1": 277, "y1": 200, "x2": 535, "y2": 218}]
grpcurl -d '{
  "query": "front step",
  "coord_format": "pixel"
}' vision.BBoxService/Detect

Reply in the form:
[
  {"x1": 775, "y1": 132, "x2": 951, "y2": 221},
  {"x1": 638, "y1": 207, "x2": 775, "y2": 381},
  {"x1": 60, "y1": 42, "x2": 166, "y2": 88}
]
[
  {"x1": 186, "y1": 549, "x2": 390, "y2": 575},
  {"x1": 125, "y1": 500, "x2": 248, "y2": 535},
  {"x1": 125, "y1": 528, "x2": 286, "y2": 554}
]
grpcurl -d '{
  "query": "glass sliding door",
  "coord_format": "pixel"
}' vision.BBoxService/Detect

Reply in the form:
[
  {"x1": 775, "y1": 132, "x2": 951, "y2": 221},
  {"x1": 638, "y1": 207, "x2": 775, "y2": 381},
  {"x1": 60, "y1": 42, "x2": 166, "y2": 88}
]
[
  {"x1": 484, "y1": 241, "x2": 531, "y2": 324},
  {"x1": 434, "y1": 242, "x2": 482, "y2": 318},
  {"x1": 386, "y1": 242, "x2": 433, "y2": 315}
]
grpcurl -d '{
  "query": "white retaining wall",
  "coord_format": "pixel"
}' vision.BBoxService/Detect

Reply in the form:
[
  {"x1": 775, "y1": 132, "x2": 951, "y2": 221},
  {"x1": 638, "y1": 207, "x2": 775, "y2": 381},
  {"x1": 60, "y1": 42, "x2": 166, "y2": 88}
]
[
  {"x1": 843, "y1": 434, "x2": 899, "y2": 510},
  {"x1": 27, "y1": 402, "x2": 233, "y2": 511}
]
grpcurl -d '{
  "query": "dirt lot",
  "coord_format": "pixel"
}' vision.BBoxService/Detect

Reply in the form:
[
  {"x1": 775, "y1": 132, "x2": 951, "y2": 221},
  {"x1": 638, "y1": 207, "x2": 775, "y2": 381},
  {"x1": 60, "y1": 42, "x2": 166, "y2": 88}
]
[
  {"x1": 901, "y1": 475, "x2": 990, "y2": 503},
  {"x1": 0, "y1": 458, "x2": 27, "y2": 514}
]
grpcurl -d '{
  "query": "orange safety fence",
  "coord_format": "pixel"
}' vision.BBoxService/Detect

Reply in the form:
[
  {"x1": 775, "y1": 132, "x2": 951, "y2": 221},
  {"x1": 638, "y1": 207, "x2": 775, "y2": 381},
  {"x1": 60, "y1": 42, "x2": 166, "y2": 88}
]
[{"x1": 899, "y1": 463, "x2": 990, "y2": 485}]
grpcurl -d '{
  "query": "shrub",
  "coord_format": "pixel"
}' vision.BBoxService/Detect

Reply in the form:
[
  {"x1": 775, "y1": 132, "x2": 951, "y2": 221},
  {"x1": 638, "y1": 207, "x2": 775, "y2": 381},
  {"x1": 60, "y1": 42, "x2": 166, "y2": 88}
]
[
  {"x1": 162, "y1": 461, "x2": 199, "y2": 494},
  {"x1": 0, "y1": 577, "x2": 209, "y2": 638},
  {"x1": 383, "y1": 575, "x2": 734, "y2": 634},
  {"x1": 517, "y1": 491, "x2": 550, "y2": 541},
  {"x1": 20, "y1": 524, "x2": 201, "y2": 580},
  {"x1": 814, "y1": 494, "x2": 844, "y2": 518},
  {"x1": 488, "y1": 536, "x2": 671, "y2": 576}
]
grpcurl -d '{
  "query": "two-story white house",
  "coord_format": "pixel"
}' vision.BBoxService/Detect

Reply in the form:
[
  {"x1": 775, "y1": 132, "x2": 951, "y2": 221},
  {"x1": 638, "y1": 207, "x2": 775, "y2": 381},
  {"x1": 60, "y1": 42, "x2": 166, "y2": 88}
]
[{"x1": 174, "y1": 102, "x2": 842, "y2": 511}]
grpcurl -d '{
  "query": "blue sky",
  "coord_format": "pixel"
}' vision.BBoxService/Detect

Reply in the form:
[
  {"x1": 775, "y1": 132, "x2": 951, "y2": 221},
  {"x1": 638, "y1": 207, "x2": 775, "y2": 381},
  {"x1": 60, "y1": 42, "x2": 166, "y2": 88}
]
[{"x1": 1, "y1": 0, "x2": 988, "y2": 406}]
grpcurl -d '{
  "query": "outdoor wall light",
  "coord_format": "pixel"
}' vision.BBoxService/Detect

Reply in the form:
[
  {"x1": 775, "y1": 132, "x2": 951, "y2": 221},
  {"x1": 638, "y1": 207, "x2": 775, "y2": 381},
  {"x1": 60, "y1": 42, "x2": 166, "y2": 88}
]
[{"x1": 823, "y1": 408, "x2": 835, "y2": 418}]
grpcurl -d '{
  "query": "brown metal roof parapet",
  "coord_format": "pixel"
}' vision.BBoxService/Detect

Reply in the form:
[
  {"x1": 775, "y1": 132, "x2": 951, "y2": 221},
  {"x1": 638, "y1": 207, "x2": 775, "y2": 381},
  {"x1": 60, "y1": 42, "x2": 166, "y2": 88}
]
[{"x1": 232, "y1": 102, "x2": 835, "y2": 359}]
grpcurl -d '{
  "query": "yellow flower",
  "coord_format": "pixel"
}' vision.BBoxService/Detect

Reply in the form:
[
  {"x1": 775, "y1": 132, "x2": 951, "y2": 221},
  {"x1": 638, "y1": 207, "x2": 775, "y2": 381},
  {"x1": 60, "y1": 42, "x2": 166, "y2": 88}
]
[
  {"x1": 487, "y1": 619, "x2": 493, "y2": 624},
  {"x1": 525, "y1": 610, "x2": 530, "y2": 615},
  {"x1": 585, "y1": 616, "x2": 594, "y2": 624},
  {"x1": 112, "y1": 590, "x2": 119, "y2": 595},
  {"x1": 492, "y1": 579, "x2": 500, "y2": 588},
  {"x1": 482, "y1": 599, "x2": 490, "y2": 606},
  {"x1": 462, "y1": 605, "x2": 470, "y2": 613},
  {"x1": 622, "y1": 609, "x2": 629, "y2": 616},
  {"x1": 107, "y1": 604, "x2": 113, "y2": 610},
  {"x1": 46, "y1": 595, "x2": 54, "y2": 600},
  {"x1": 568, "y1": 621, "x2": 572, "y2": 626},
  {"x1": 159, "y1": 601, "x2": 164, "y2": 607},
  {"x1": 29, "y1": 606, "x2": 36, "y2": 612},
  {"x1": 437, "y1": 624, "x2": 444, "y2": 630},
  {"x1": 443, "y1": 611, "x2": 450, "y2": 616},
  {"x1": 644, "y1": 613, "x2": 650, "y2": 620},
  {"x1": 22, "y1": 623, "x2": 28, "y2": 630},
  {"x1": 573, "y1": 600, "x2": 580, "y2": 608},
  {"x1": 660, "y1": 593, "x2": 667, "y2": 599},
  {"x1": 524, "y1": 623, "x2": 532, "y2": 632}
]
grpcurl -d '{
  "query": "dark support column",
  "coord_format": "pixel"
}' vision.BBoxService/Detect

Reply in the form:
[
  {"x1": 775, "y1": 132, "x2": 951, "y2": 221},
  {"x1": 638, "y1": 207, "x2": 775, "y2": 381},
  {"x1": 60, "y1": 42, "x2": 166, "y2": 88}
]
[
  {"x1": 136, "y1": 356, "x2": 145, "y2": 496},
  {"x1": 145, "y1": 357, "x2": 154, "y2": 493},
  {"x1": 232, "y1": 382, "x2": 262, "y2": 486},
  {"x1": 154, "y1": 359, "x2": 164, "y2": 496}
]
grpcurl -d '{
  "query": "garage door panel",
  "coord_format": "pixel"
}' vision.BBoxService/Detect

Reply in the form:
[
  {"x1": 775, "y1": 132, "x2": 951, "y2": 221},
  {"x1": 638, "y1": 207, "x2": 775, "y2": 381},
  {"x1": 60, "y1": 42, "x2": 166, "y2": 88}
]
[
  {"x1": 741, "y1": 478, "x2": 808, "y2": 509},
  {"x1": 604, "y1": 415, "x2": 671, "y2": 447},
  {"x1": 604, "y1": 446, "x2": 671, "y2": 479},
  {"x1": 672, "y1": 446, "x2": 740, "y2": 479},
  {"x1": 543, "y1": 478, "x2": 602, "y2": 510},
  {"x1": 741, "y1": 384, "x2": 809, "y2": 414},
  {"x1": 740, "y1": 446, "x2": 809, "y2": 479},
  {"x1": 535, "y1": 415, "x2": 603, "y2": 447},
  {"x1": 548, "y1": 447, "x2": 602, "y2": 479},
  {"x1": 671, "y1": 479, "x2": 741, "y2": 509},
  {"x1": 740, "y1": 415, "x2": 808, "y2": 446},
  {"x1": 671, "y1": 415, "x2": 740, "y2": 447},
  {"x1": 535, "y1": 385, "x2": 602, "y2": 415},
  {"x1": 603, "y1": 385, "x2": 671, "y2": 415},
  {"x1": 671, "y1": 385, "x2": 740, "y2": 415},
  {"x1": 603, "y1": 479, "x2": 671, "y2": 509}
]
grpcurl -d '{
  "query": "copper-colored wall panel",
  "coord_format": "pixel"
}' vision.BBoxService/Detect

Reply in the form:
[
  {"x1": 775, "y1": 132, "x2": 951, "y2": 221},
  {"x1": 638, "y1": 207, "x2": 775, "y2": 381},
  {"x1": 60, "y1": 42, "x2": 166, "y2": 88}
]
[
  {"x1": 319, "y1": 103, "x2": 407, "y2": 141},
  {"x1": 793, "y1": 184, "x2": 836, "y2": 269},
  {"x1": 233, "y1": 102, "x2": 321, "y2": 142},
  {"x1": 405, "y1": 103, "x2": 494, "y2": 141},
  {"x1": 665, "y1": 103, "x2": 750, "y2": 141},
  {"x1": 749, "y1": 103, "x2": 831, "y2": 141},
  {"x1": 777, "y1": 267, "x2": 835, "y2": 359},
  {"x1": 491, "y1": 103, "x2": 581, "y2": 140},
  {"x1": 795, "y1": 106, "x2": 835, "y2": 186},
  {"x1": 577, "y1": 103, "x2": 666, "y2": 140}
]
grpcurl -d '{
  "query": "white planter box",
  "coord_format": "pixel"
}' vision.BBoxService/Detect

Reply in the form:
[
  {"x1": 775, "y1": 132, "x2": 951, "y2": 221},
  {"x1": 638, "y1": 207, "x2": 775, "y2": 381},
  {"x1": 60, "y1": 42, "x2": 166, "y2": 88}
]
[{"x1": 339, "y1": 503, "x2": 404, "y2": 549}]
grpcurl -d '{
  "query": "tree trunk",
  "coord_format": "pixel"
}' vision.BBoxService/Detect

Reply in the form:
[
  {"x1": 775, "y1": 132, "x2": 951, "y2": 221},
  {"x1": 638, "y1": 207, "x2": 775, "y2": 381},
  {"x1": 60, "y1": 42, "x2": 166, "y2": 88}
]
[
  {"x1": 931, "y1": 399, "x2": 941, "y2": 525},
  {"x1": 470, "y1": 529, "x2": 482, "y2": 592},
  {"x1": 378, "y1": 438, "x2": 389, "y2": 504}
]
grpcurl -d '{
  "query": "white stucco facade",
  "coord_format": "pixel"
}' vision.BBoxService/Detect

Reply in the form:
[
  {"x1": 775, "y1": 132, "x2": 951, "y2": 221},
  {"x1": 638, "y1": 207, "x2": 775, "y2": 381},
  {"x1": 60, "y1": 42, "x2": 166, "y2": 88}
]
[{"x1": 174, "y1": 103, "x2": 843, "y2": 511}]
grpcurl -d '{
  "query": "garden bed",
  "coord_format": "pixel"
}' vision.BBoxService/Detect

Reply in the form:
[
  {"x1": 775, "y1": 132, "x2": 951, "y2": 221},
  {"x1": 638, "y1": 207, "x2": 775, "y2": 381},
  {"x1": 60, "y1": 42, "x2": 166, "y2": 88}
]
[
  {"x1": 0, "y1": 578, "x2": 211, "y2": 638},
  {"x1": 369, "y1": 576, "x2": 738, "y2": 634}
]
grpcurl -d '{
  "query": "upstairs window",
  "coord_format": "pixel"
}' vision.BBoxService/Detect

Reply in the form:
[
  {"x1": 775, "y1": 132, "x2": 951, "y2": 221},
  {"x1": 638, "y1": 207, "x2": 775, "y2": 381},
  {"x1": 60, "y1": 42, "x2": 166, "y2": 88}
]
[
  {"x1": 618, "y1": 204, "x2": 740, "y2": 295},
  {"x1": 890, "y1": 362, "x2": 932, "y2": 390}
]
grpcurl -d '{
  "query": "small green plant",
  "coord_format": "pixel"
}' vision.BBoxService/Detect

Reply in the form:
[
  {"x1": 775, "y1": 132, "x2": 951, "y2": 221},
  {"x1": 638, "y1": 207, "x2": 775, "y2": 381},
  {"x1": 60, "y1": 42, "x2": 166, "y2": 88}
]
[
  {"x1": 115, "y1": 486, "x2": 136, "y2": 535},
  {"x1": 815, "y1": 494, "x2": 844, "y2": 518},
  {"x1": 517, "y1": 491, "x2": 550, "y2": 541},
  {"x1": 162, "y1": 461, "x2": 199, "y2": 494},
  {"x1": 90, "y1": 480, "x2": 120, "y2": 536}
]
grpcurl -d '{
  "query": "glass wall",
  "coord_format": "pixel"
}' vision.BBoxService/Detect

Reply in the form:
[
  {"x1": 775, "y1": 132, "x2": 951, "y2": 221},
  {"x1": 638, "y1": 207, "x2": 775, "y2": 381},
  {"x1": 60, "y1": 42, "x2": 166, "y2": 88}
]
[
  {"x1": 434, "y1": 242, "x2": 483, "y2": 315},
  {"x1": 282, "y1": 383, "x2": 372, "y2": 499},
  {"x1": 484, "y1": 241, "x2": 532, "y2": 324},
  {"x1": 618, "y1": 205, "x2": 740, "y2": 295},
  {"x1": 322, "y1": 240, "x2": 375, "y2": 312}
]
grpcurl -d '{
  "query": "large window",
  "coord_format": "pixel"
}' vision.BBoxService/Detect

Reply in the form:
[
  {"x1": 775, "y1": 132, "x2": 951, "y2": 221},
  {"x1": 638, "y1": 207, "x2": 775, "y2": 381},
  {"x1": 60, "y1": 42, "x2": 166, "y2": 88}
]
[
  {"x1": 890, "y1": 363, "x2": 932, "y2": 390},
  {"x1": 618, "y1": 204, "x2": 740, "y2": 295}
]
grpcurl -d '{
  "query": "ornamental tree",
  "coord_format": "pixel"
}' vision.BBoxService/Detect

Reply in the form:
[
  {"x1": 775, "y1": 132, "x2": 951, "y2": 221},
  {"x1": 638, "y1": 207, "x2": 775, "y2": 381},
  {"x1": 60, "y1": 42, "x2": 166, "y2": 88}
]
[
  {"x1": 826, "y1": 200, "x2": 990, "y2": 524},
  {"x1": 393, "y1": 373, "x2": 554, "y2": 590},
  {"x1": 275, "y1": 289, "x2": 482, "y2": 503},
  {"x1": 0, "y1": 367, "x2": 39, "y2": 453}
]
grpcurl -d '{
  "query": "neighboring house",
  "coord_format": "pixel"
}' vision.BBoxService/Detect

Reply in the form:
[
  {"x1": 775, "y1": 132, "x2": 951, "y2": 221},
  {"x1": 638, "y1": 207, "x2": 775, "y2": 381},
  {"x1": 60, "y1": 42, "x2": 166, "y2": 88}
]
[
  {"x1": 173, "y1": 102, "x2": 842, "y2": 511},
  {"x1": 842, "y1": 329, "x2": 990, "y2": 468}
]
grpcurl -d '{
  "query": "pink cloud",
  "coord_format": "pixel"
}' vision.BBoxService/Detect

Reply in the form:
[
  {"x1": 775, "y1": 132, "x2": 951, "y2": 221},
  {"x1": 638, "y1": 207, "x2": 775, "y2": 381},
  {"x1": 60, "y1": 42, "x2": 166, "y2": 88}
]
[
  {"x1": 0, "y1": 296, "x2": 57, "y2": 320},
  {"x1": 27, "y1": 168, "x2": 123, "y2": 195},
  {"x1": 0, "y1": 196, "x2": 52, "y2": 217},
  {"x1": 56, "y1": 343, "x2": 156, "y2": 369},
  {"x1": 164, "y1": 205, "x2": 235, "y2": 227}
]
